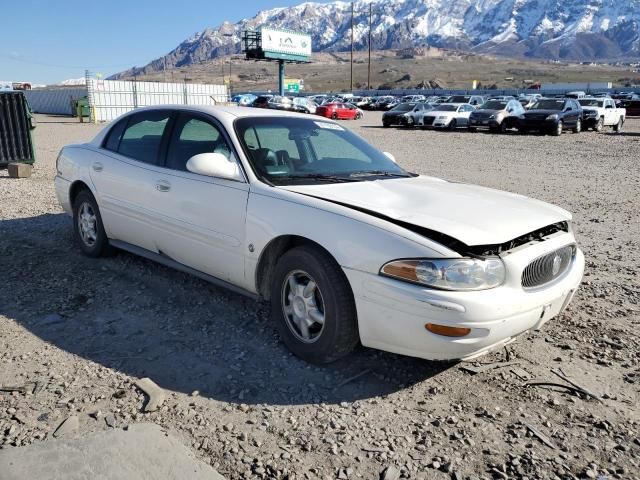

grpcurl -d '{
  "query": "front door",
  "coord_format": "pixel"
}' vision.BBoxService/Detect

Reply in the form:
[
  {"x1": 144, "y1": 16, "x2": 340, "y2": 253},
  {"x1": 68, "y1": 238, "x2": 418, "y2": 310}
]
[{"x1": 151, "y1": 112, "x2": 249, "y2": 286}]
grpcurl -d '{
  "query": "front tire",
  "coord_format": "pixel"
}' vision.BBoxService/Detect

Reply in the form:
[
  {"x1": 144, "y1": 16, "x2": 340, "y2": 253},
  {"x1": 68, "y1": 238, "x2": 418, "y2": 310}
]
[
  {"x1": 448, "y1": 119, "x2": 457, "y2": 131},
  {"x1": 553, "y1": 121, "x2": 563, "y2": 136},
  {"x1": 594, "y1": 117, "x2": 604, "y2": 132},
  {"x1": 73, "y1": 190, "x2": 111, "y2": 257},
  {"x1": 270, "y1": 246, "x2": 359, "y2": 364}
]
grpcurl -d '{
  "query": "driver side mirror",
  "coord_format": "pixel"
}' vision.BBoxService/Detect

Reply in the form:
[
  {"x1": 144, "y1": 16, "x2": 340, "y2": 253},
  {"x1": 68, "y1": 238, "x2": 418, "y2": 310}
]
[
  {"x1": 383, "y1": 152, "x2": 396, "y2": 163},
  {"x1": 186, "y1": 153, "x2": 243, "y2": 182}
]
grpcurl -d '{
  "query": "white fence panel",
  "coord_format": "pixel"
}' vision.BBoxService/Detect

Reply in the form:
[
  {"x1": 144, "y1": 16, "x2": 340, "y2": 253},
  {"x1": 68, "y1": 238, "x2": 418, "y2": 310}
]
[
  {"x1": 88, "y1": 79, "x2": 227, "y2": 122},
  {"x1": 24, "y1": 87, "x2": 88, "y2": 115}
]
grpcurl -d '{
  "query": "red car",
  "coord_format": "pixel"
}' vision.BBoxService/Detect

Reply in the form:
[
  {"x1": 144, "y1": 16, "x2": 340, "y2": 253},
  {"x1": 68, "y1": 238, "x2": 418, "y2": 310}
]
[{"x1": 315, "y1": 102, "x2": 362, "y2": 120}]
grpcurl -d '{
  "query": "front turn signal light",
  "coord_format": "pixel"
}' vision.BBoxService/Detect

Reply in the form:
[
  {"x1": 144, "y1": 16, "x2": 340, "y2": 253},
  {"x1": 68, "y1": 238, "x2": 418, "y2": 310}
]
[{"x1": 425, "y1": 323, "x2": 471, "y2": 337}]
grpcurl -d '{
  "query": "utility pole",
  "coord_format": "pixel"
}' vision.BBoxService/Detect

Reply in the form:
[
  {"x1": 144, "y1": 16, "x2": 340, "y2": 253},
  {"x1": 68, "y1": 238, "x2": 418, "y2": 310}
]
[
  {"x1": 367, "y1": 3, "x2": 372, "y2": 91},
  {"x1": 350, "y1": 1, "x2": 354, "y2": 93}
]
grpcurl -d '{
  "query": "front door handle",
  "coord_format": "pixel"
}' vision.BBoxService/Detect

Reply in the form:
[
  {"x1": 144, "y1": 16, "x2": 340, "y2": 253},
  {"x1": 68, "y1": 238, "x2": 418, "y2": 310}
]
[
  {"x1": 92, "y1": 162, "x2": 103, "y2": 172},
  {"x1": 155, "y1": 180, "x2": 171, "y2": 192}
]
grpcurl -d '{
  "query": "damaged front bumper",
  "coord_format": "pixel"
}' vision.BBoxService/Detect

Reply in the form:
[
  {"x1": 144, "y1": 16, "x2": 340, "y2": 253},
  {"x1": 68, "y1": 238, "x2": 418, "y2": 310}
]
[{"x1": 343, "y1": 232, "x2": 585, "y2": 361}]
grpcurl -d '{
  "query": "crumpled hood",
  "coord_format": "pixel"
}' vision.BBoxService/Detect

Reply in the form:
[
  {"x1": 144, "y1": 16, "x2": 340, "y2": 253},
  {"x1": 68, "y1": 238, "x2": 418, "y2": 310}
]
[{"x1": 279, "y1": 176, "x2": 571, "y2": 246}]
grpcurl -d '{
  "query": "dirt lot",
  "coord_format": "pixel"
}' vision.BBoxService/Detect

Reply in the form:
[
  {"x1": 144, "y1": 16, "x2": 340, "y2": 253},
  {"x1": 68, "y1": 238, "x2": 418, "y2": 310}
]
[{"x1": 1, "y1": 113, "x2": 639, "y2": 480}]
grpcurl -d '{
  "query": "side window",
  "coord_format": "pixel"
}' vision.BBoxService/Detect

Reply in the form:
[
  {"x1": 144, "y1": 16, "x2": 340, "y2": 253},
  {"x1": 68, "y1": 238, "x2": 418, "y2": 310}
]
[
  {"x1": 166, "y1": 114, "x2": 232, "y2": 172},
  {"x1": 118, "y1": 111, "x2": 171, "y2": 164},
  {"x1": 104, "y1": 118, "x2": 127, "y2": 152}
]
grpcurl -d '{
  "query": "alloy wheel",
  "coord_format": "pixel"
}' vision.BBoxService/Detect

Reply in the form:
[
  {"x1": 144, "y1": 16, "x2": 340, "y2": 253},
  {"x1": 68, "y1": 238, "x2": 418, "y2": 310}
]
[
  {"x1": 281, "y1": 270, "x2": 326, "y2": 343},
  {"x1": 77, "y1": 202, "x2": 98, "y2": 247}
]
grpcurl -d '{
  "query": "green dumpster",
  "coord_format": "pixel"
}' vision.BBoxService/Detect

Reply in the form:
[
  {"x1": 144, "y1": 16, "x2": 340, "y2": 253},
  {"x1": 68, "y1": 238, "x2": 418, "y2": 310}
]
[{"x1": 0, "y1": 91, "x2": 36, "y2": 167}]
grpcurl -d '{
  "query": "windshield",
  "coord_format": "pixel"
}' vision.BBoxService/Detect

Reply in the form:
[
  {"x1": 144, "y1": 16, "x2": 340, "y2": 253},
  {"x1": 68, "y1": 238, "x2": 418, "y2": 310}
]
[
  {"x1": 447, "y1": 96, "x2": 469, "y2": 103},
  {"x1": 479, "y1": 101, "x2": 507, "y2": 110},
  {"x1": 234, "y1": 117, "x2": 410, "y2": 185},
  {"x1": 390, "y1": 103, "x2": 416, "y2": 112},
  {"x1": 578, "y1": 99, "x2": 603, "y2": 107},
  {"x1": 433, "y1": 104, "x2": 458, "y2": 112},
  {"x1": 530, "y1": 99, "x2": 565, "y2": 110}
]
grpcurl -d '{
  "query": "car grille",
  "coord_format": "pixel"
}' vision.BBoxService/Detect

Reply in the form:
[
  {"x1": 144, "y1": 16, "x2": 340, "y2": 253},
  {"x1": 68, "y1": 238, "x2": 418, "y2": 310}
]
[
  {"x1": 522, "y1": 245, "x2": 575, "y2": 289},
  {"x1": 473, "y1": 112, "x2": 493, "y2": 120},
  {"x1": 423, "y1": 117, "x2": 435, "y2": 126},
  {"x1": 524, "y1": 113, "x2": 548, "y2": 121}
]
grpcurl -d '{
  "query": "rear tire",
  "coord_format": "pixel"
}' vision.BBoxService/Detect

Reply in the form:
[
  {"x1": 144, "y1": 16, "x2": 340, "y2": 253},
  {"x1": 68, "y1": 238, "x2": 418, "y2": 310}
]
[
  {"x1": 332, "y1": 112, "x2": 338, "y2": 120},
  {"x1": 72, "y1": 190, "x2": 112, "y2": 258},
  {"x1": 572, "y1": 118, "x2": 581, "y2": 133},
  {"x1": 270, "y1": 246, "x2": 359, "y2": 364},
  {"x1": 613, "y1": 117, "x2": 623, "y2": 132}
]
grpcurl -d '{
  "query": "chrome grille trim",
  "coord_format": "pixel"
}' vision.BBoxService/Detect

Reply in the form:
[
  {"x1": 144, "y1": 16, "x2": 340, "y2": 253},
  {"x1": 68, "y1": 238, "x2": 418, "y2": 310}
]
[{"x1": 522, "y1": 244, "x2": 576, "y2": 289}]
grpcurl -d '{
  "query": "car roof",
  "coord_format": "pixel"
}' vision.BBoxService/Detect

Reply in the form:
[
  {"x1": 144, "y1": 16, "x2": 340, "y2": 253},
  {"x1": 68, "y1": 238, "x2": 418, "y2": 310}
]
[{"x1": 122, "y1": 104, "x2": 313, "y2": 120}]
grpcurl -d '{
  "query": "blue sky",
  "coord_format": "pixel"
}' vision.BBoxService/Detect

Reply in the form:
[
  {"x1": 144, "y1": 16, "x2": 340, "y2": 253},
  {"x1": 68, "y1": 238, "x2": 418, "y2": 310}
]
[{"x1": 0, "y1": 0, "x2": 325, "y2": 84}]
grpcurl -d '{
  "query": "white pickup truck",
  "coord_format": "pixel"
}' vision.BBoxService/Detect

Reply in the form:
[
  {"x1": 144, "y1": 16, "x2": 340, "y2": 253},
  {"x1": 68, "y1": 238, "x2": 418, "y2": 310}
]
[{"x1": 578, "y1": 97, "x2": 626, "y2": 132}]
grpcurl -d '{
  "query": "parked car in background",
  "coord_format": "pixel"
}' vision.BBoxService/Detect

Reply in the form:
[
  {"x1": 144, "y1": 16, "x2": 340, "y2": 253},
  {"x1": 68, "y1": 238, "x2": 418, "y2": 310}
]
[
  {"x1": 444, "y1": 95, "x2": 485, "y2": 107},
  {"x1": 468, "y1": 99, "x2": 525, "y2": 133},
  {"x1": 401, "y1": 95, "x2": 426, "y2": 103},
  {"x1": 487, "y1": 95, "x2": 517, "y2": 102},
  {"x1": 232, "y1": 94, "x2": 257, "y2": 106},
  {"x1": 422, "y1": 104, "x2": 475, "y2": 129},
  {"x1": 315, "y1": 102, "x2": 362, "y2": 120},
  {"x1": 251, "y1": 95, "x2": 273, "y2": 109},
  {"x1": 292, "y1": 97, "x2": 317, "y2": 114},
  {"x1": 578, "y1": 98, "x2": 625, "y2": 132},
  {"x1": 54, "y1": 105, "x2": 584, "y2": 363},
  {"x1": 565, "y1": 91, "x2": 587, "y2": 99},
  {"x1": 382, "y1": 102, "x2": 420, "y2": 127},
  {"x1": 268, "y1": 96, "x2": 294, "y2": 111},
  {"x1": 622, "y1": 99, "x2": 640, "y2": 117},
  {"x1": 518, "y1": 98, "x2": 583, "y2": 136},
  {"x1": 408, "y1": 103, "x2": 436, "y2": 126}
]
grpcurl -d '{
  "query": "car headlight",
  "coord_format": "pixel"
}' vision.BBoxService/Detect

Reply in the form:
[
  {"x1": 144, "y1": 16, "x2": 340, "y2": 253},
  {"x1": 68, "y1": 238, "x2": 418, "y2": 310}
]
[
  {"x1": 380, "y1": 257, "x2": 505, "y2": 291},
  {"x1": 546, "y1": 114, "x2": 559, "y2": 121},
  {"x1": 436, "y1": 116, "x2": 447, "y2": 120}
]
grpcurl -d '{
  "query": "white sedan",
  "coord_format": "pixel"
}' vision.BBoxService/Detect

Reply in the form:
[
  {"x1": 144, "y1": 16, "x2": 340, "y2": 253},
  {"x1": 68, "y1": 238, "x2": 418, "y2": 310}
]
[
  {"x1": 55, "y1": 106, "x2": 584, "y2": 363},
  {"x1": 422, "y1": 103, "x2": 475, "y2": 129}
]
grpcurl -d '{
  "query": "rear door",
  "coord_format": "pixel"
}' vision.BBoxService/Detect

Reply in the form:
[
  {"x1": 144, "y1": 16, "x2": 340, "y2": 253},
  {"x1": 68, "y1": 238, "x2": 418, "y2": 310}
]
[
  {"x1": 151, "y1": 112, "x2": 249, "y2": 286},
  {"x1": 564, "y1": 100, "x2": 579, "y2": 126},
  {"x1": 90, "y1": 110, "x2": 173, "y2": 251}
]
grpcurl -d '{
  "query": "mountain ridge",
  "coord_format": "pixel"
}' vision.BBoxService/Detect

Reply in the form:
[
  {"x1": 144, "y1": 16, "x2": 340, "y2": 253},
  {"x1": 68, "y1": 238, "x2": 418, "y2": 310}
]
[{"x1": 111, "y1": 0, "x2": 640, "y2": 79}]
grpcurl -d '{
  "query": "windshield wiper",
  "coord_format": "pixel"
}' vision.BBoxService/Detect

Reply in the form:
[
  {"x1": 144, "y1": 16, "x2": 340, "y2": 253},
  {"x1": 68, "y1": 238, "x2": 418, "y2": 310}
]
[
  {"x1": 348, "y1": 170, "x2": 413, "y2": 178},
  {"x1": 272, "y1": 174, "x2": 358, "y2": 183}
]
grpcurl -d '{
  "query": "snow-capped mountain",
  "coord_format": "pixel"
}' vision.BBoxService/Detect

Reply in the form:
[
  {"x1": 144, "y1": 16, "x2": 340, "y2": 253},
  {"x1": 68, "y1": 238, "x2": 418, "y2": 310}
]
[{"x1": 113, "y1": 0, "x2": 640, "y2": 78}]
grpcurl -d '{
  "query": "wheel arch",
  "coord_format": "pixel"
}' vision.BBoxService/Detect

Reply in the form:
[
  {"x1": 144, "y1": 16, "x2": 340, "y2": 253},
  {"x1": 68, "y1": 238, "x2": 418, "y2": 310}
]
[
  {"x1": 69, "y1": 180, "x2": 94, "y2": 207},
  {"x1": 255, "y1": 235, "x2": 341, "y2": 301}
]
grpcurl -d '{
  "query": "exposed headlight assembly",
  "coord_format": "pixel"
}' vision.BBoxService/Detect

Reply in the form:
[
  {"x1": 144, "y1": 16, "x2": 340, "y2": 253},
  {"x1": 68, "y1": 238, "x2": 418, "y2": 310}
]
[{"x1": 381, "y1": 258, "x2": 505, "y2": 291}]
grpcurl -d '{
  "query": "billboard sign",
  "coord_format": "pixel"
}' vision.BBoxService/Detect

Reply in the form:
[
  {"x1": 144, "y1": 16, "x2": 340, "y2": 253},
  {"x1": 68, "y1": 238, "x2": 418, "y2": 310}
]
[
  {"x1": 284, "y1": 78, "x2": 303, "y2": 93},
  {"x1": 260, "y1": 27, "x2": 311, "y2": 62}
]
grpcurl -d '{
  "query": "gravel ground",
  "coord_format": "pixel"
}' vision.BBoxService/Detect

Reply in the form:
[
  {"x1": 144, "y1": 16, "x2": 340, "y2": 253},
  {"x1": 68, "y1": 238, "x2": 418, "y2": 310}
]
[{"x1": 1, "y1": 113, "x2": 639, "y2": 480}]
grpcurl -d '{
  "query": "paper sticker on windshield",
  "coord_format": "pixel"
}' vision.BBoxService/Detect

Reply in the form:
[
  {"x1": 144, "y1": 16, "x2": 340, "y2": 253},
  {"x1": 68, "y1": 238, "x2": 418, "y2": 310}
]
[{"x1": 314, "y1": 121, "x2": 344, "y2": 131}]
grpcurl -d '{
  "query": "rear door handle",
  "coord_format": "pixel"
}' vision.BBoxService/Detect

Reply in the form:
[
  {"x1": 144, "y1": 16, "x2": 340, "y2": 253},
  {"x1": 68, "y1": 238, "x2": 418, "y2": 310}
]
[
  {"x1": 92, "y1": 162, "x2": 103, "y2": 172},
  {"x1": 155, "y1": 180, "x2": 171, "y2": 192}
]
